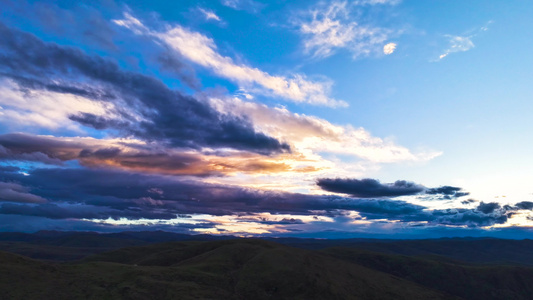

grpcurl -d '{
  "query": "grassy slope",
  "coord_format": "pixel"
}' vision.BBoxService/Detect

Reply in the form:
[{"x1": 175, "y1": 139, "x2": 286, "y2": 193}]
[
  {"x1": 322, "y1": 247, "x2": 533, "y2": 300},
  {"x1": 1, "y1": 239, "x2": 451, "y2": 300}
]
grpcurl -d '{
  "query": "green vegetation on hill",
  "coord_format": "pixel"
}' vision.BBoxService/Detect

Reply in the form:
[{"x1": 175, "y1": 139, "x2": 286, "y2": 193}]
[
  {"x1": 1, "y1": 239, "x2": 451, "y2": 300},
  {"x1": 322, "y1": 247, "x2": 533, "y2": 300},
  {"x1": 2, "y1": 235, "x2": 533, "y2": 299}
]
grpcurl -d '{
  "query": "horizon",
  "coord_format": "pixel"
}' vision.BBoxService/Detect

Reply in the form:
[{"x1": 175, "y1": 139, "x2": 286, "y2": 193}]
[
  {"x1": 1, "y1": 0, "x2": 533, "y2": 238},
  {"x1": 6, "y1": 229, "x2": 533, "y2": 241}
]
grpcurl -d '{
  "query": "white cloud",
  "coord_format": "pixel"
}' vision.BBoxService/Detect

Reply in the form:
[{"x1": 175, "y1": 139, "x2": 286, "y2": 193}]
[
  {"x1": 220, "y1": 0, "x2": 264, "y2": 13},
  {"x1": 354, "y1": 0, "x2": 401, "y2": 5},
  {"x1": 221, "y1": 0, "x2": 239, "y2": 9},
  {"x1": 0, "y1": 79, "x2": 114, "y2": 131},
  {"x1": 210, "y1": 96, "x2": 441, "y2": 163},
  {"x1": 438, "y1": 35, "x2": 474, "y2": 60},
  {"x1": 383, "y1": 42, "x2": 397, "y2": 55},
  {"x1": 198, "y1": 8, "x2": 221, "y2": 22},
  {"x1": 205, "y1": 96, "x2": 441, "y2": 193},
  {"x1": 437, "y1": 22, "x2": 492, "y2": 61},
  {"x1": 297, "y1": 1, "x2": 393, "y2": 59},
  {"x1": 114, "y1": 13, "x2": 346, "y2": 107}
]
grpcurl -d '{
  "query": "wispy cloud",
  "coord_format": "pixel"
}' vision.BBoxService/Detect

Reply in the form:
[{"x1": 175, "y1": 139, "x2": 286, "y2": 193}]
[
  {"x1": 438, "y1": 35, "x2": 475, "y2": 60},
  {"x1": 296, "y1": 1, "x2": 395, "y2": 59},
  {"x1": 114, "y1": 13, "x2": 346, "y2": 107},
  {"x1": 354, "y1": 0, "x2": 401, "y2": 5},
  {"x1": 437, "y1": 21, "x2": 492, "y2": 60},
  {"x1": 220, "y1": 0, "x2": 265, "y2": 13},
  {"x1": 198, "y1": 7, "x2": 222, "y2": 22}
]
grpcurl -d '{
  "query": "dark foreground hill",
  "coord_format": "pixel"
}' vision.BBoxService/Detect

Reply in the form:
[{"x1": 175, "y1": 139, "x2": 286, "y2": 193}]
[
  {"x1": 3, "y1": 238, "x2": 533, "y2": 299},
  {"x1": 1, "y1": 239, "x2": 452, "y2": 300}
]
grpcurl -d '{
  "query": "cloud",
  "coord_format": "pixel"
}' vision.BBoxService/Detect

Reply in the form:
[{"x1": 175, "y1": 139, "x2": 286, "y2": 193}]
[
  {"x1": 354, "y1": 0, "x2": 401, "y2": 5},
  {"x1": 0, "y1": 166, "x2": 520, "y2": 230},
  {"x1": 198, "y1": 8, "x2": 222, "y2": 22},
  {"x1": 296, "y1": 1, "x2": 393, "y2": 59},
  {"x1": 430, "y1": 208, "x2": 509, "y2": 227},
  {"x1": 0, "y1": 22, "x2": 289, "y2": 155},
  {"x1": 113, "y1": 13, "x2": 346, "y2": 107},
  {"x1": 210, "y1": 97, "x2": 440, "y2": 163},
  {"x1": 383, "y1": 42, "x2": 396, "y2": 55},
  {"x1": 438, "y1": 35, "x2": 474, "y2": 60},
  {"x1": 425, "y1": 186, "x2": 470, "y2": 199},
  {"x1": 0, "y1": 78, "x2": 112, "y2": 131},
  {"x1": 0, "y1": 202, "x2": 177, "y2": 220},
  {"x1": 476, "y1": 202, "x2": 501, "y2": 214},
  {"x1": 316, "y1": 178, "x2": 424, "y2": 198},
  {"x1": 0, "y1": 143, "x2": 63, "y2": 165},
  {"x1": 316, "y1": 178, "x2": 473, "y2": 201},
  {"x1": 220, "y1": 0, "x2": 265, "y2": 13},
  {"x1": 0, "y1": 133, "x2": 299, "y2": 176},
  {"x1": 437, "y1": 22, "x2": 492, "y2": 60},
  {"x1": 515, "y1": 201, "x2": 533, "y2": 210},
  {"x1": 0, "y1": 182, "x2": 47, "y2": 204},
  {"x1": 0, "y1": 167, "x2": 424, "y2": 219}
]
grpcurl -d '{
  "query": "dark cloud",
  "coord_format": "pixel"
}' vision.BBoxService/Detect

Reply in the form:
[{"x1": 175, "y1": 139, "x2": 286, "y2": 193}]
[
  {"x1": 515, "y1": 201, "x2": 533, "y2": 210},
  {"x1": 0, "y1": 182, "x2": 47, "y2": 203},
  {"x1": 425, "y1": 185, "x2": 470, "y2": 199},
  {"x1": 156, "y1": 50, "x2": 201, "y2": 90},
  {"x1": 0, "y1": 22, "x2": 289, "y2": 155},
  {"x1": 476, "y1": 202, "x2": 501, "y2": 214},
  {"x1": 0, "y1": 133, "x2": 291, "y2": 176},
  {"x1": 0, "y1": 167, "x2": 424, "y2": 219},
  {"x1": 242, "y1": 217, "x2": 305, "y2": 225},
  {"x1": 316, "y1": 178, "x2": 424, "y2": 198},
  {"x1": 430, "y1": 208, "x2": 509, "y2": 227},
  {"x1": 0, "y1": 202, "x2": 177, "y2": 220},
  {"x1": 0, "y1": 144, "x2": 63, "y2": 165},
  {"x1": 0, "y1": 166, "x2": 517, "y2": 229},
  {"x1": 461, "y1": 199, "x2": 477, "y2": 205},
  {"x1": 0, "y1": 213, "x2": 216, "y2": 233}
]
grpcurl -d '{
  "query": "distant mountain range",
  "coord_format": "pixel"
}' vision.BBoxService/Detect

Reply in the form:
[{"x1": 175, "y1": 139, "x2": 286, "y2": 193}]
[{"x1": 2, "y1": 231, "x2": 533, "y2": 299}]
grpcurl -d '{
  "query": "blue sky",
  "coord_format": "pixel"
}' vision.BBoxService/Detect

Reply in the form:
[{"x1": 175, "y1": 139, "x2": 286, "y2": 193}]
[{"x1": 1, "y1": 0, "x2": 533, "y2": 238}]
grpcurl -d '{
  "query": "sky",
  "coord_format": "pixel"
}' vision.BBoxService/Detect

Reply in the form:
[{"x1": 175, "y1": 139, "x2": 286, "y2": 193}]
[{"x1": 1, "y1": 0, "x2": 533, "y2": 238}]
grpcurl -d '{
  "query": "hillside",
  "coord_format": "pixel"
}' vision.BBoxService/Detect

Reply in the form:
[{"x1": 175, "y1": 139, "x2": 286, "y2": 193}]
[
  {"x1": 3, "y1": 233, "x2": 533, "y2": 299},
  {"x1": 1, "y1": 239, "x2": 452, "y2": 300}
]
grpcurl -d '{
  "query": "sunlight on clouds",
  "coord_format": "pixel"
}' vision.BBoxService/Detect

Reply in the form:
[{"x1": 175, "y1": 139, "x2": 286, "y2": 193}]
[
  {"x1": 0, "y1": 79, "x2": 113, "y2": 131},
  {"x1": 383, "y1": 42, "x2": 397, "y2": 55},
  {"x1": 203, "y1": 96, "x2": 440, "y2": 194},
  {"x1": 193, "y1": 213, "x2": 335, "y2": 236},
  {"x1": 493, "y1": 211, "x2": 533, "y2": 228},
  {"x1": 114, "y1": 13, "x2": 346, "y2": 107},
  {"x1": 210, "y1": 96, "x2": 441, "y2": 164}
]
